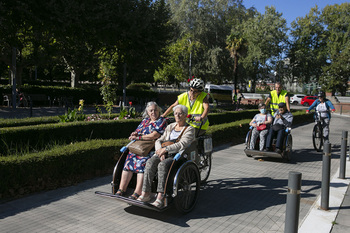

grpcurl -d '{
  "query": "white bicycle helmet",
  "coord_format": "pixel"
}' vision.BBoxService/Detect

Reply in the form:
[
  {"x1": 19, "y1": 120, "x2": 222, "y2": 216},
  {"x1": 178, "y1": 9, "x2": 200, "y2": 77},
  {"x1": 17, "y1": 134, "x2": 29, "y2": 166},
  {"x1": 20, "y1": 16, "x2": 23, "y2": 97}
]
[{"x1": 189, "y1": 78, "x2": 204, "y2": 90}]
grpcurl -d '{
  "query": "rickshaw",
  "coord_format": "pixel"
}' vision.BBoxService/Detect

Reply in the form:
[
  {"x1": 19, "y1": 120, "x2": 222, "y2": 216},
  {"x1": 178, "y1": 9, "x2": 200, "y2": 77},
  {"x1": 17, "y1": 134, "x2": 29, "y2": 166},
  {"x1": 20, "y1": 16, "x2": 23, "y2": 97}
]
[
  {"x1": 95, "y1": 118, "x2": 213, "y2": 213},
  {"x1": 244, "y1": 126, "x2": 293, "y2": 162}
]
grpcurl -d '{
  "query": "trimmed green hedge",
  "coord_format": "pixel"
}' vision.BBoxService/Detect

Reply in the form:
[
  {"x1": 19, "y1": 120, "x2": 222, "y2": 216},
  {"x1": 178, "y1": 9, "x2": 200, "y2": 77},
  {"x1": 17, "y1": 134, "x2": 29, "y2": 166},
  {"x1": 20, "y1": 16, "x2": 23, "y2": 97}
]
[
  {"x1": 0, "y1": 119, "x2": 140, "y2": 156},
  {"x1": 0, "y1": 138, "x2": 129, "y2": 199}
]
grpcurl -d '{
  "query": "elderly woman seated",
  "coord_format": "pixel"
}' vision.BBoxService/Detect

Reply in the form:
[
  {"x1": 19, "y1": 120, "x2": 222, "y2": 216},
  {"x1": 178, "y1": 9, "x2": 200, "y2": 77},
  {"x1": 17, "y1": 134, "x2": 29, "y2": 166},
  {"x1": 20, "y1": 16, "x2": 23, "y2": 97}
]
[
  {"x1": 117, "y1": 101, "x2": 167, "y2": 200},
  {"x1": 137, "y1": 104, "x2": 195, "y2": 208}
]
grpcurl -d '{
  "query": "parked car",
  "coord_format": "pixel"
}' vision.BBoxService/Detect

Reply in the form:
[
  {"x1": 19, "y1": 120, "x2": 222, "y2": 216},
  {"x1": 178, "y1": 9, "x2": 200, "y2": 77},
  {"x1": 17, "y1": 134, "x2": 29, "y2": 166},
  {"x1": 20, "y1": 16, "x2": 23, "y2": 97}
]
[
  {"x1": 301, "y1": 96, "x2": 317, "y2": 106},
  {"x1": 290, "y1": 94, "x2": 306, "y2": 105}
]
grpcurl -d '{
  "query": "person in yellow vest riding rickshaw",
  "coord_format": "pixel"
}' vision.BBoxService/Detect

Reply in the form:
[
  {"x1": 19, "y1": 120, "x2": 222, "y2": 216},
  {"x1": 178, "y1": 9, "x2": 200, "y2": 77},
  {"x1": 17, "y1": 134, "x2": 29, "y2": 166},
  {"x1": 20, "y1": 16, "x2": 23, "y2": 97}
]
[
  {"x1": 161, "y1": 78, "x2": 209, "y2": 136},
  {"x1": 265, "y1": 82, "x2": 290, "y2": 115}
]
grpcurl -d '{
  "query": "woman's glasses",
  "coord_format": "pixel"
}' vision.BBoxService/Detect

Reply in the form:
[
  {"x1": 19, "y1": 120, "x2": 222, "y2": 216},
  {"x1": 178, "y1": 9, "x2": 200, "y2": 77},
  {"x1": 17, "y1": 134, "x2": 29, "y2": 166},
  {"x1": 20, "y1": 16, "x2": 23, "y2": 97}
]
[
  {"x1": 174, "y1": 112, "x2": 184, "y2": 116},
  {"x1": 189, "y1": 89, "x2": 200, "y2": 94}
]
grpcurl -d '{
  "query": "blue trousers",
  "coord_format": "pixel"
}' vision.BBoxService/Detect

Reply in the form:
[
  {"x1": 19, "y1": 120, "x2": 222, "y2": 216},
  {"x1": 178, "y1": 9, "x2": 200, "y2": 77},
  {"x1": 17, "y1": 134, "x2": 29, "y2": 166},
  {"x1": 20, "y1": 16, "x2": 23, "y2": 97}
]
[{"x1": 266, "y1": 128, "x2": 285, "y2": 150}]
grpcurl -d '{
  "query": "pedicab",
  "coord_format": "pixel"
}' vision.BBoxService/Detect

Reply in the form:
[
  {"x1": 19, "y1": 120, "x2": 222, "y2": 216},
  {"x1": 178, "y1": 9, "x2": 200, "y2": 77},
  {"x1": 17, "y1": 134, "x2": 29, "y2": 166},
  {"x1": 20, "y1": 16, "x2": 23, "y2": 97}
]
[
  {"x1": 95, "y1": 117, "x2": 213, "y2": 213},
  {"x1": 244, "y1": 126, "x2": 293, "y2": 162}
]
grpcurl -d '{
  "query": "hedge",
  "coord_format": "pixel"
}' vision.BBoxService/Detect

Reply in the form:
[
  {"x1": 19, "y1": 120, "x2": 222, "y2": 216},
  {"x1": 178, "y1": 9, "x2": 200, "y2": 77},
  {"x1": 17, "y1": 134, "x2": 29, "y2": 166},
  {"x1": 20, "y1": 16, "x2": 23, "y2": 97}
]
[
  {"x1": 0, "y1": 138, "x2": 129, "y2": 199},
  {"x1": 0, "y1": 119, "x2": 140, "y2": 156},
  {"x1": 0, "y1": 111, "x2": 312, "y2": 199}
]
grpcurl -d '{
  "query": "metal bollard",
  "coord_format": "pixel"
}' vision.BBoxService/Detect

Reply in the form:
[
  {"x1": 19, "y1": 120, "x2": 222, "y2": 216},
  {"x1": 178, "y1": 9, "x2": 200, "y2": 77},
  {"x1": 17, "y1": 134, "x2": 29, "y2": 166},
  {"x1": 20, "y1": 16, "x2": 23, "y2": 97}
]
[
  {"x1": 339, "y1": 131, "x2": 348, "y2": 179},
  {"x1": 321, "y1": 142, "x2": 331, "y2": 210},
  {"x1": 284, "y1": 171, "x2": 302, "y2": 233}
]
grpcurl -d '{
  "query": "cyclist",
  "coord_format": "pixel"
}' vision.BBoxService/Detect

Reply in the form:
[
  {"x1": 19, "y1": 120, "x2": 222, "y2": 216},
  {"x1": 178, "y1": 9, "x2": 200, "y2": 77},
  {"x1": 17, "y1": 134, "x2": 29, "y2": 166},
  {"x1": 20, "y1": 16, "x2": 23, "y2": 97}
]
[
  {"x1": 265, "y1": 82, "x2": 290, "y2": 115},
  {"x1": 161, "y1": 78, "x2": 209, "y2": 136},
  {"x1": 306, "y1": 91, "x2": 335, "y2": 143}
]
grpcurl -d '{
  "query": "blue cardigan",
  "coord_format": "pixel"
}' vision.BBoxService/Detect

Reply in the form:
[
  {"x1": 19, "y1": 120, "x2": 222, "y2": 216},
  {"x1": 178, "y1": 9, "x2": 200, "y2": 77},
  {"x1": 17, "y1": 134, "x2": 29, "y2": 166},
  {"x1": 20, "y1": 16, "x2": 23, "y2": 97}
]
[{"x1": 308, "y1": 99, "x2": 335, "y2": 119}]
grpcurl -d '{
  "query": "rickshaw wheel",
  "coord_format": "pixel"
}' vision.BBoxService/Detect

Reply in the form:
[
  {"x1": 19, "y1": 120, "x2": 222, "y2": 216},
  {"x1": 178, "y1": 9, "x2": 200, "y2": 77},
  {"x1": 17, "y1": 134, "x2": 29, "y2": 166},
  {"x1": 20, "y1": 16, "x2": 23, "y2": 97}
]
[
  {"x1": 174, "y1": 162, "x2": 200, "y2": 213},
  {"x1": 282, "y1": 135, "x2": 293, "y2": 162},
  {"x1": 245, "y1": 129, "x2": 253, "y2": 157},
  {"x1": 199, "y1": 153, "x2": 212, "y2": 183}
]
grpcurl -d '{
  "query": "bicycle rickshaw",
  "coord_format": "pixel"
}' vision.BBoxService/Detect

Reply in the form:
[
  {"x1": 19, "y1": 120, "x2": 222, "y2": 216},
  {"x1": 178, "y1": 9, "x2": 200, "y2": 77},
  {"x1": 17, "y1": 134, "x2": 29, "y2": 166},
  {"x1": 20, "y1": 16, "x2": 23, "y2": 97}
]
[
  {"x1": 244, "y1": 126, "x2": 293, "y2": 162},
  {"x1": 95, "y1": 118, "x2": 212, "y2": 213}
]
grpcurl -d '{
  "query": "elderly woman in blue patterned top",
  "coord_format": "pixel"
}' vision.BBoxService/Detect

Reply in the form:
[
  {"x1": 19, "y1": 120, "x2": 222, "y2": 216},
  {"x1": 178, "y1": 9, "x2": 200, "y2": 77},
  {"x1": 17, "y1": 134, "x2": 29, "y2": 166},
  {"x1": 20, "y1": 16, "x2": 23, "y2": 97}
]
[{"x1": 117, "y1": 102, "x2": 167, "y2": 200}]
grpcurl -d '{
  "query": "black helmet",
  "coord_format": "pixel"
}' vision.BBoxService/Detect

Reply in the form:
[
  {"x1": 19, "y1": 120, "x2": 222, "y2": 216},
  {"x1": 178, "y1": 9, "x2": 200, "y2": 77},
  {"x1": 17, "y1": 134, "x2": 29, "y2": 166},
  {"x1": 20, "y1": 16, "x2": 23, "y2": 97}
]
[
  {"x1": 189, "y1": 78, "x2": 204, "y2": 90},
  {"x1": 317, "y1": 91, "x2": 325, "y2": 98}
]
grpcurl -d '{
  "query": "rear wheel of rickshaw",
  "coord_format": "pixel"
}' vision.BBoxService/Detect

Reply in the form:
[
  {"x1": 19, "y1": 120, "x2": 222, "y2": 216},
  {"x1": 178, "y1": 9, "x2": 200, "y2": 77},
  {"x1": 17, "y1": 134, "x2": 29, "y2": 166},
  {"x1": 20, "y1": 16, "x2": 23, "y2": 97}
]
[
  {"x1": 198, "y1": 153, "x2": 212, "y2": 183},
  {"x1": 245, "y1": 129, "x2": 253, "y2": 157},
  {"x1": 174, "y1": 162, "x2": 200, "y2": 213},
  {"x1": 282, "y1": 135, "x2": 293, "y2": 162},
  {"x1": 312, "y1": 124, "x2": 323, "y2": 152}
]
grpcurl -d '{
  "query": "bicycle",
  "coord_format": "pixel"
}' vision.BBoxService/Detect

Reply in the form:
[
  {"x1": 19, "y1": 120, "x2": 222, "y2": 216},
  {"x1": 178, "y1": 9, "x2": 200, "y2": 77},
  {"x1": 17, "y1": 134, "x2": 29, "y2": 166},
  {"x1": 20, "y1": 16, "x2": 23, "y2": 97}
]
[{"x1": 312, "y1": 110, "x2": 324, "y2": 152}]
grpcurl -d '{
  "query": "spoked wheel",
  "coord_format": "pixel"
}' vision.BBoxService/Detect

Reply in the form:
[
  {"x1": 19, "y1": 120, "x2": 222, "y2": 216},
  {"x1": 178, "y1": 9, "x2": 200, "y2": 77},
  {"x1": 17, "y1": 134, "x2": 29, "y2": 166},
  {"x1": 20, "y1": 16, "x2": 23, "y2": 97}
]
[
  {"x1": 245, "y1": 130, "x2": 253, "y2": 157},
  {"x1": 174, "y1": 163, "x2": 200, "y2": 213},
  {"x1": 282, "y1": 135, "x2": 293, "y2": 162},
  {"x1": 312, "y1": 124, "x2": 323, "y2": 152},
  {"x1": 198, "y1": 153, "x2": 212, "y2": 183}
]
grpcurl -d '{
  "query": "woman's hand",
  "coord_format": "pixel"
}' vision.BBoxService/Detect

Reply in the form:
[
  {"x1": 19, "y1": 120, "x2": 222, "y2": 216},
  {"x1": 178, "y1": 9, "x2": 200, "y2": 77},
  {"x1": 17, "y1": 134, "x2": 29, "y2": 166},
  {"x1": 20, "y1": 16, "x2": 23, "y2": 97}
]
[
  {"x1": 194, "y1": 116, "x2": 202, "y2": 122},
  {"x1": 156, "y1": 147, "x2": 167, "y2": 161},
  {"x1": 130, "y1": 131, "x2": 138, "y2": 137}
]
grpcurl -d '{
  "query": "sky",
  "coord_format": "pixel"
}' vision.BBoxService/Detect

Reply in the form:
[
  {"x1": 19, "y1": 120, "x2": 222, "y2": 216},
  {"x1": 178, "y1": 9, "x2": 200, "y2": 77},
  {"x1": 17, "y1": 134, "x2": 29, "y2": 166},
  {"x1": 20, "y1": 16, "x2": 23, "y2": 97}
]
[{"x1": 243, "y1": 0, "x2": 349, "y2": 27}]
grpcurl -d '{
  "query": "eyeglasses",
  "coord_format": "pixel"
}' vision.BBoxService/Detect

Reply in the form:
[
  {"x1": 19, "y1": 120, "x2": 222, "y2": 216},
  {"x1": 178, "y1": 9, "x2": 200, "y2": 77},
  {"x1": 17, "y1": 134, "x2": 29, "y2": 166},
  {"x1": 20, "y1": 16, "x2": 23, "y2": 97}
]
[{"x1": 174, "y1": 112, "x2": 184, "y2": 116}]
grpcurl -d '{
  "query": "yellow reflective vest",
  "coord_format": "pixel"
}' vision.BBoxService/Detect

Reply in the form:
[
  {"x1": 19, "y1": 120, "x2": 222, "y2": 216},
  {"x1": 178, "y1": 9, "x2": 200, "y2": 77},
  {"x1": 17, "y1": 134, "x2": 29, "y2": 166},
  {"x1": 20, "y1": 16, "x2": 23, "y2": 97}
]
[
  {"x1": 269, "y1": 90, "x2": 287, "y2": 115},
  {"x1": 178, "y1": 92, "x2": 209, "y2": 130}
]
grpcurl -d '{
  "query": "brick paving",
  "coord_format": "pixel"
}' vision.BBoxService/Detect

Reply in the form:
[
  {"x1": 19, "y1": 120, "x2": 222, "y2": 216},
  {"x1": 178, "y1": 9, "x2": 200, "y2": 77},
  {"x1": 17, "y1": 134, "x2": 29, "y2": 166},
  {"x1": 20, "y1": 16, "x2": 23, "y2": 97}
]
[{"x1": 0, "y1": 110, "x2": 349, "y2": 232}]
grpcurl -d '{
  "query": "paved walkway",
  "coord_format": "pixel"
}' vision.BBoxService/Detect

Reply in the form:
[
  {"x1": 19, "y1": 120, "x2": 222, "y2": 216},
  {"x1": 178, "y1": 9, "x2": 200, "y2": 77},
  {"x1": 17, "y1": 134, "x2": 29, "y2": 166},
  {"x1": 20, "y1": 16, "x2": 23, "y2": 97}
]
[{"x1": 0, "y1": 109, "x2": 349, "y2": 232}]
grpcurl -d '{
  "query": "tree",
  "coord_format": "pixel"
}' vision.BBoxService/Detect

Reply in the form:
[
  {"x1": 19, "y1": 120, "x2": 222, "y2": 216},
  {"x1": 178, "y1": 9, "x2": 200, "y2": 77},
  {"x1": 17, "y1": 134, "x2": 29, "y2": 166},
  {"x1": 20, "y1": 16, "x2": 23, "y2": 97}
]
[
  {"x1": 226, "y1": 31, "x2": 247, "y2": 96},
  {"x1": 319, "y1": 3, "x2": 350, "y2": 95},
  {"x1": 240, "y1": 6, "x2": 288, "y2": 91},
  {"x1": 288, "y1": 6, "x2": 327, "y2": 85}
]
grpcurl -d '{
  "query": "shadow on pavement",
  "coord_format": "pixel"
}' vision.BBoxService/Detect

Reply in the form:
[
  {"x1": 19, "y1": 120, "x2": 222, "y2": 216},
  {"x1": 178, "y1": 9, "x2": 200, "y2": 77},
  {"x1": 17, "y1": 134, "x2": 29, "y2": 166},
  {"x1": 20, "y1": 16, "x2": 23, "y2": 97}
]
[{"x1": 123, "y1": 177, "x2": 321, "y2": 227}]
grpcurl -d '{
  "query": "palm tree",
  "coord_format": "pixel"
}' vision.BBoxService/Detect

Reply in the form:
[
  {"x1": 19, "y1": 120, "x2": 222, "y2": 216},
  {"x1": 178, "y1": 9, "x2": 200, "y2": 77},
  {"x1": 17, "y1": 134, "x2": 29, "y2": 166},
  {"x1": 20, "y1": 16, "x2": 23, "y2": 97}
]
[{"x1": 226, "y1": 32, "x2": 247, "y2": 99}]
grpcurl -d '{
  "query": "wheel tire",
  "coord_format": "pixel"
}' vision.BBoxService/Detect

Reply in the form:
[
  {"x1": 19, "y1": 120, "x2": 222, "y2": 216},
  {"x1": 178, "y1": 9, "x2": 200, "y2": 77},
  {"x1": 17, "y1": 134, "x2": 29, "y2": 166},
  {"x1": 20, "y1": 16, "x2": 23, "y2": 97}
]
[
  {"x1": 199, "y1": 153, "x2": 212, "y2": 183},
  {"x1": 174, "y1": 163, "x2": 200, "y2": 213},
  {"x1": 312, "y1": 124, "x2": 323, "y2": 152},
  {"x1": 245, "y1": 130, "x2": 253, "y2": 157},
  {"x1": 282, "y1": 135, "x2": 292, "y2": 162}
]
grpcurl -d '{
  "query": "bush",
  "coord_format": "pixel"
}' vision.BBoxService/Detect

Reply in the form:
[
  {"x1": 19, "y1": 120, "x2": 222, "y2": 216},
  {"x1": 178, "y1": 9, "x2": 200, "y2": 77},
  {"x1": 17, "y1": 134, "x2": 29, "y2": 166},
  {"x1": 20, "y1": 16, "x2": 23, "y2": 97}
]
[
  {"x1": 0, "y1": 138, "x2": 129, "y2": 199},
  {"x1": 0, "y1": 119, "x2": 140, "y2": 156}
]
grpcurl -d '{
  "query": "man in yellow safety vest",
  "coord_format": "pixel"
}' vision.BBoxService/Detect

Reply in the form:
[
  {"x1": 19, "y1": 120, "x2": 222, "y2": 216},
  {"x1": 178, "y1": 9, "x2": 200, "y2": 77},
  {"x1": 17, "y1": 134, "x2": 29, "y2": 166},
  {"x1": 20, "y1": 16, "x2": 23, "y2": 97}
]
[
  {"x1": 265, "y1": 82, "x2": 290, "y2": 115},
  {"x1": 161, "y1": 78, "x2": 209, "y2": 136}
]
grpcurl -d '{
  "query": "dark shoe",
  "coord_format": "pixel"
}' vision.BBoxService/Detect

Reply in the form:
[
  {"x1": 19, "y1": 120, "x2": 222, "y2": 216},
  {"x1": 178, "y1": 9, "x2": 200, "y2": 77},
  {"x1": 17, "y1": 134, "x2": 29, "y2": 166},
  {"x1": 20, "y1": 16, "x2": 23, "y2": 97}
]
[
  {"x1": 264, "y1": 148, "x2": 270, "y2": 152},
  {"x1": 116, "y1": 189, "x2": 125, "y2": 196},
  {"x1": 129, "y1": 192, "x2": 140, "y2": 200},
  {"x1": 275, "y1": 148, "x2": 282, "y2": 154}
]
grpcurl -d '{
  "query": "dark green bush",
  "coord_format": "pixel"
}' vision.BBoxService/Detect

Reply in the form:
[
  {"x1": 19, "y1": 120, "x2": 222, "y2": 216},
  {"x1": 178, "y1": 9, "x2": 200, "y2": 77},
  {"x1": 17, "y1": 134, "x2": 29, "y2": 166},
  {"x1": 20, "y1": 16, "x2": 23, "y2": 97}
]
[
  {"x1": 0, "y1": 119, "x2": 140, "y2": 156},
  {"x1": 0, "y1": 138, "x2": 129, "y2": 199}
]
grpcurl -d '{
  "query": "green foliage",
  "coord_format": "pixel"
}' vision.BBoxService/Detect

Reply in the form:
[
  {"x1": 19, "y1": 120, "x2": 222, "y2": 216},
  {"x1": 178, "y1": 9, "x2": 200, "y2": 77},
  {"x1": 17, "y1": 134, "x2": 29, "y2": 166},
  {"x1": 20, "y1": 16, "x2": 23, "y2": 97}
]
[
  {"x1": 59, "y1": 100, "x2": 86, "y2": 122},
  {"x1": 0, "y1": 138, "x2": 129, "y2": 199},
  {"x1": 127, "y1": 83, "x2": 151, "y2": 90}
]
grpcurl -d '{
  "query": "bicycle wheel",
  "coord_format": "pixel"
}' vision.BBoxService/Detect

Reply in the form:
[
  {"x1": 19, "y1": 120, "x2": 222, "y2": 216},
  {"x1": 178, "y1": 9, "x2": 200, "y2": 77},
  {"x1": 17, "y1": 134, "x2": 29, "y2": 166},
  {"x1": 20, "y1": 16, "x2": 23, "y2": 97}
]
[
  {"x1": 198, "y1": 153, "x2": 212, "y2": 183},
  {"x1": 312, "y1": 124, "x2": 323, "y2": 152}
]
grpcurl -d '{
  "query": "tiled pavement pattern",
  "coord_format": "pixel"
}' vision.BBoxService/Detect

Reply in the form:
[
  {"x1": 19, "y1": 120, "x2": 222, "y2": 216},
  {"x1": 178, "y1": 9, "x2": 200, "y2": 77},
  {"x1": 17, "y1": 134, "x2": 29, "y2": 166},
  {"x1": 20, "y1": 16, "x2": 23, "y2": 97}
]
[{"x1": 0, "y1": 112, "x2": 349, "y2": 232}]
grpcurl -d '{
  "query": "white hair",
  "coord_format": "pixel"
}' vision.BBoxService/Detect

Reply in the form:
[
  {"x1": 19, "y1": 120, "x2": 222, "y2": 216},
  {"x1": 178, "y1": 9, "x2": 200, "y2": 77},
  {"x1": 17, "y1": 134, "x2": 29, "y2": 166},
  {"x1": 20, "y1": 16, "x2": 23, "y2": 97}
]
[
  {"x1": 142, "y1": 101, "x2": 162, "y2": 119},
  {"x1": 173, "y1": 104, "x2": 188, "y2": 116}
]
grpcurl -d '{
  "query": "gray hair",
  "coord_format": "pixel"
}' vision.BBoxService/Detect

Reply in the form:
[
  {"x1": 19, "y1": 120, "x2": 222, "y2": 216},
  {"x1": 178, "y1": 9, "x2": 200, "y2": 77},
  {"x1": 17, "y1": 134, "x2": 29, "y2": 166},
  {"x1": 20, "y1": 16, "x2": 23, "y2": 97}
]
[
  {"x1": 142, "y1": 101, "x2": 162, "y2": 119},
  {"x1": 173, "y1": 104, "x2": 188, "y2": 116}
]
